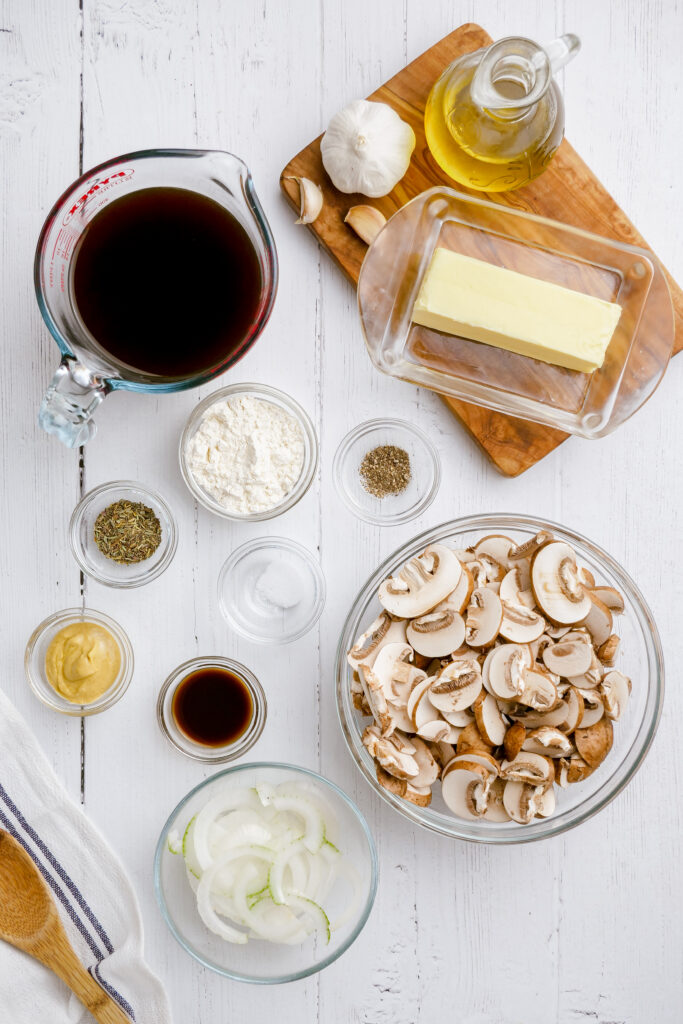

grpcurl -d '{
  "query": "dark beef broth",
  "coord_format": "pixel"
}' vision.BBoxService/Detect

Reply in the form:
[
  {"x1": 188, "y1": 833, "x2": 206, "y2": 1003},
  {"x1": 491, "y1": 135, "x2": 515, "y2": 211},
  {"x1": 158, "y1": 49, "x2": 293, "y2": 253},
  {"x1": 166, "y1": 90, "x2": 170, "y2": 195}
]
[{"x1": 71, "y1": 186, "x2": 262, "y2": 377}]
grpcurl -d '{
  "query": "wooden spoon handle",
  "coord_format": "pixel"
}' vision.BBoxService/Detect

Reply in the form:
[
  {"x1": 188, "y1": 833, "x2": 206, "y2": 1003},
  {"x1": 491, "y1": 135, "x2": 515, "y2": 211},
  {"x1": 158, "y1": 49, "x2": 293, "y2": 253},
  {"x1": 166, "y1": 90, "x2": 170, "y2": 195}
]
[{"x1": 36, "y1": 933, "x2": 131, "y2": 1024}]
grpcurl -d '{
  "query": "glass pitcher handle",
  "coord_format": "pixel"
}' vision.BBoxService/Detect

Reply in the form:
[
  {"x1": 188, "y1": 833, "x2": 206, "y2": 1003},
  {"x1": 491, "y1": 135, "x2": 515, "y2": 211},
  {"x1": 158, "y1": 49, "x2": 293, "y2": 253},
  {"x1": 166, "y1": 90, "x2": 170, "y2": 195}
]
[
  {"x1": 38, "y1": 357, "x2": 109, "y2": 448},
  {"x1": 542, "y1": 34, "x2": 581, "y2": 74}
]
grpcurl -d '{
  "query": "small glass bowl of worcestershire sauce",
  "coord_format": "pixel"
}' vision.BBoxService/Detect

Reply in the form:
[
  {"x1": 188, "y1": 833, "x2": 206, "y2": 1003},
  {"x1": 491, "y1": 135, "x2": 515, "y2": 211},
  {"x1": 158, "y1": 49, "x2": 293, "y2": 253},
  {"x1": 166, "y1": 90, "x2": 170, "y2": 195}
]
[{"x1": 157, "y1": 657, "x2": 266, "y2": 763}]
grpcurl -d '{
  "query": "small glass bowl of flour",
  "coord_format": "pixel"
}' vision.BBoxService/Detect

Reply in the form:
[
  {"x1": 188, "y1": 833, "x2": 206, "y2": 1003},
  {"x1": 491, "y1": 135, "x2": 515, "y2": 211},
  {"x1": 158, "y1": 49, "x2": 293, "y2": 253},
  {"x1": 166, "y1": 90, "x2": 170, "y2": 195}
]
[{"x1": 180, "y1": 383, "x2": 318, "y2": 520}]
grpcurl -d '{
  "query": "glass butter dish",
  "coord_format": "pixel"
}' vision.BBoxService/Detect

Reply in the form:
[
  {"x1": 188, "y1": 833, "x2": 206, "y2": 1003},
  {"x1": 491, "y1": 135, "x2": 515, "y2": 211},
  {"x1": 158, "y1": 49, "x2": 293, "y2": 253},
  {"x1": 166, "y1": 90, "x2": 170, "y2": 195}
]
[{"x1": 357, "y1": 188, "x2": 674, "y2": 438}]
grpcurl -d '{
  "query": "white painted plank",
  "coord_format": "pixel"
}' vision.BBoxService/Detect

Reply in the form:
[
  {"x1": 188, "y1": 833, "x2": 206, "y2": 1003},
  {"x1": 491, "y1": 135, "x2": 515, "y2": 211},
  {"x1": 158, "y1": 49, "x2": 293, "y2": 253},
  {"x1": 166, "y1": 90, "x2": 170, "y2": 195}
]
[{"x1": 0, "y1": 0, "x2": 82, "y2": 798}]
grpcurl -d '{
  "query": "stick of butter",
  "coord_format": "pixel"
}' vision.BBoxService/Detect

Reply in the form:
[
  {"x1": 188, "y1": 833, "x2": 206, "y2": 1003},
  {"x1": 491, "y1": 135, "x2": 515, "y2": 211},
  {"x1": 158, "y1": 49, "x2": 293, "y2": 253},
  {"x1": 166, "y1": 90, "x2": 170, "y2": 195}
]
[{"x1": 412, "y1": 248, "x2": 622, "y2": 373}]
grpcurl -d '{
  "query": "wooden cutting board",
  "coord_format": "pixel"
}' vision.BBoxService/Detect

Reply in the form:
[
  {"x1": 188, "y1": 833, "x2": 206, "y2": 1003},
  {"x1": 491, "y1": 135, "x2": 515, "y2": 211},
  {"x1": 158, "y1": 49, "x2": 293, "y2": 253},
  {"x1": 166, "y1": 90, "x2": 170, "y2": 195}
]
[{"x1": 280, "y1": 23, "x2": 682, "y2": 476}]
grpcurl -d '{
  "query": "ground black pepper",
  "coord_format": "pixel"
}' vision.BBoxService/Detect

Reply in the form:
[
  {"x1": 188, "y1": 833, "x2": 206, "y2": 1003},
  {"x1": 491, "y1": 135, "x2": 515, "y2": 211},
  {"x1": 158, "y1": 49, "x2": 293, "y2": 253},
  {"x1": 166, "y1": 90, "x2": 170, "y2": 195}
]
[{"x1": 359, "y1": 445, "x2": 411, "y2": 498}]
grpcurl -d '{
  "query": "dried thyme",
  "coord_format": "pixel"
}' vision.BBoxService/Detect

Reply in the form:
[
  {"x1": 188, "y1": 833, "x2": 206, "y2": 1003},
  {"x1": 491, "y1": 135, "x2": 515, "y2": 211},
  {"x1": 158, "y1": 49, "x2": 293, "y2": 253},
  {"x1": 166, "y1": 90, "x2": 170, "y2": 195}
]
[
  {"x1": 359, "y1": 445, "x2": 411, "y2": 498},
  {"x1": 93, "y1": 499, "x2": 162, "y2": 564}
]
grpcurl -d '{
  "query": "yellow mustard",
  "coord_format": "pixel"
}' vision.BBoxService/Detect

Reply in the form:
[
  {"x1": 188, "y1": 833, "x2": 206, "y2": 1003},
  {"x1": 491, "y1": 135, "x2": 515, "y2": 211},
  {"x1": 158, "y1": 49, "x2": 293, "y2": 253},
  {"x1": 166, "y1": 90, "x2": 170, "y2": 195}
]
[{"x1": 45, "y1": 622, "x2": 121, "y2": 704}]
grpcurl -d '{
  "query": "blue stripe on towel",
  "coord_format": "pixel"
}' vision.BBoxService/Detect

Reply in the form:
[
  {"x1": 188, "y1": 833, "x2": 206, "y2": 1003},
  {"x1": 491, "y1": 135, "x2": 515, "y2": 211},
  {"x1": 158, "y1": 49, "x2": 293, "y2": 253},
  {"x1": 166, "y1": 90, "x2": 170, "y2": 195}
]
[
  {"x1": 0, "y1": 806, "x2": 103, "y2": 960},
  {"x1": 0, "y1": 791, "x2": 136, "y2": 1021},
  {"x1": 0, "y1": 781, "x2": 114, "y2": 953}
]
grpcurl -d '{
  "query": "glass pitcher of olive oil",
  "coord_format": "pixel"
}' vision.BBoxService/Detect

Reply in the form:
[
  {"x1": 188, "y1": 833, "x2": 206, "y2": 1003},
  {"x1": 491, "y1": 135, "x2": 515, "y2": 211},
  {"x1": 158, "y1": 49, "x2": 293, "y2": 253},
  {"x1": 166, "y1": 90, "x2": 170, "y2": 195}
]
[{"x1": 425, "y1": 34, "x2": 580, "y2": 192}]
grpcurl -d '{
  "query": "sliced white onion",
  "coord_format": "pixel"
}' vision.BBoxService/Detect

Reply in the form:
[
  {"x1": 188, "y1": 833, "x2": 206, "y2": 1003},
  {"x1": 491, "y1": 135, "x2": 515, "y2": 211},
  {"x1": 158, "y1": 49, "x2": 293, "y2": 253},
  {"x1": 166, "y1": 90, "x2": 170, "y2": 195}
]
[{"x1": 174, "y1": 779, "x2": 362, "y2": 946}]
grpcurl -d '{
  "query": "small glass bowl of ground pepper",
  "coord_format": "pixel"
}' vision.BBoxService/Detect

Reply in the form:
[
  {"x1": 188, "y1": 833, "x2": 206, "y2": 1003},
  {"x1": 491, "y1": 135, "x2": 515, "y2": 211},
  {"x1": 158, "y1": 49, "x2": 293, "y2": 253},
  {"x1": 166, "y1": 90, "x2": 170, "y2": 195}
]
[
  {"x1": 333, "y1": 419, "x2": 441, "y2": 526},
  {"x1": 69, "y1": 481, "x2": 178, "y2": 588}
]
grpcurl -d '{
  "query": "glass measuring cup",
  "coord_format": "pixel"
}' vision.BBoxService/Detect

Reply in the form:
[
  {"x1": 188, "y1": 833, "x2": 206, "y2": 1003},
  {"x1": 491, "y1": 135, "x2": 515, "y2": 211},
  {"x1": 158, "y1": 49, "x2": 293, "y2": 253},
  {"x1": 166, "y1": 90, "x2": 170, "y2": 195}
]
[
  {"x1": 425, "y1": 34, "x2": 581, "y2": 191},
  {"x1": 35, "y1": 149, "x2": 278, "y2": 447}
]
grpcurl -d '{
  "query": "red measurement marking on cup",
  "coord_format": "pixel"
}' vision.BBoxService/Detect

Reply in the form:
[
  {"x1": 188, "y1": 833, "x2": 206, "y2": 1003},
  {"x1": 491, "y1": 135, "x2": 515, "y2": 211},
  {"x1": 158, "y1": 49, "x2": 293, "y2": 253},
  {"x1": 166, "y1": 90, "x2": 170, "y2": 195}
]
[
  {"x1": 62, "y1": 168, "x2": 135, "y2": 226},
  {"x1": 49, "y1": 228, "x2": 79, "y2": 291}
]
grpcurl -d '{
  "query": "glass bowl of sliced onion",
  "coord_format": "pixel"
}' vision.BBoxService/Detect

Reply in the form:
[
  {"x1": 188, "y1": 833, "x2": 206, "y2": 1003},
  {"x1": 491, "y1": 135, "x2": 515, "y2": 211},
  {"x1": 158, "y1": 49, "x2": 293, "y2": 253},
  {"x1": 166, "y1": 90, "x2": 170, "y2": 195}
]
[{"x1": 153, "y1": 762, "x2": 378, "y2": 982}]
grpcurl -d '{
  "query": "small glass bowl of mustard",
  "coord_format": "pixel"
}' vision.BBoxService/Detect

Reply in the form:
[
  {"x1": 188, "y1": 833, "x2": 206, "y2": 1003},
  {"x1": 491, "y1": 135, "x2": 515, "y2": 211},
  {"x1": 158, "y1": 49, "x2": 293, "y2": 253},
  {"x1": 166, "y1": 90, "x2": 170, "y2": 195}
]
[
  {"x1": 156, "y1": 656, "x2": 267, "y2": 763},
  {"x1": 24, "y1": 608, "x2": 134, "y2": 716}
]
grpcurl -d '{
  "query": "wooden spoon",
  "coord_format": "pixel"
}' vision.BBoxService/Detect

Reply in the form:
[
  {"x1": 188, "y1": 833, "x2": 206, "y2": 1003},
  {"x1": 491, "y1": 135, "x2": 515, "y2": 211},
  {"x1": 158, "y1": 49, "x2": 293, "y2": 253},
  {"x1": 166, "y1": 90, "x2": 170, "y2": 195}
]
[{"x1": 0, "y1": 829, "x2": 130, "y2": 1023}]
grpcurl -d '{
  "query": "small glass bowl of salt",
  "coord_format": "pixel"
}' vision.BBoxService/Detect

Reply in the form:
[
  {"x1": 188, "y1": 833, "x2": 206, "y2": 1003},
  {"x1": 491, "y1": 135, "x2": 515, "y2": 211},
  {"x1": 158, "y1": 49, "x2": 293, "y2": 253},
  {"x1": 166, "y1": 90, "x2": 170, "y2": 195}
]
[{"x1": 218, "y1": 537, "x2": 326, "y2": 644}]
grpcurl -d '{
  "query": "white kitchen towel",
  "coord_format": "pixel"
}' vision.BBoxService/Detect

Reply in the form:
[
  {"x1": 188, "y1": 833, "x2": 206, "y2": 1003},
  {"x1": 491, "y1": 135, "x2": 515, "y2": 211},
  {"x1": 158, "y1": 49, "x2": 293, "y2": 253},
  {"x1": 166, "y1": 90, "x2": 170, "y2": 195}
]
[{"x1": 0, "y1": 686, "x2": 172, "y2": 1024}]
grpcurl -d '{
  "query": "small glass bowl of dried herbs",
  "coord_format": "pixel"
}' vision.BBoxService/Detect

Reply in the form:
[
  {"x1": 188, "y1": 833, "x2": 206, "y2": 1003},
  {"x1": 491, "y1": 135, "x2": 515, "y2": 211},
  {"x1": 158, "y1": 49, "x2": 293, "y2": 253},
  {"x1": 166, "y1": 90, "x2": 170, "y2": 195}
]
[
  {"x1": 69, "y1": 481, "x2": 178, "y2": 588},
  {"x1": 333, "y1": 418, "x2": 441, "y2": 526}
]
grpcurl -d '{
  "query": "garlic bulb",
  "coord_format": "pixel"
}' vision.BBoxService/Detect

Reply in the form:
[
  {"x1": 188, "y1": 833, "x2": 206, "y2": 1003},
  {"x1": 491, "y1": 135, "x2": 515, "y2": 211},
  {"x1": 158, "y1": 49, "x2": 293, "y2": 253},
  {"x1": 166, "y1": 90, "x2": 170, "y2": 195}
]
[{"x1": 320, "y1": 99, "x2": 415, "y2": 198}]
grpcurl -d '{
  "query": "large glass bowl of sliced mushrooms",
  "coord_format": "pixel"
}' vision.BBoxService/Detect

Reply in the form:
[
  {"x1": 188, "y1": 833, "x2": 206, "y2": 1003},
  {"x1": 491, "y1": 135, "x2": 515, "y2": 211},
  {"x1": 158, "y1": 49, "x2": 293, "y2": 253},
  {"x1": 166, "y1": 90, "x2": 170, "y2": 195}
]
[{"x1": 336, "y1": 514, "x2": 664, "y2": 843}]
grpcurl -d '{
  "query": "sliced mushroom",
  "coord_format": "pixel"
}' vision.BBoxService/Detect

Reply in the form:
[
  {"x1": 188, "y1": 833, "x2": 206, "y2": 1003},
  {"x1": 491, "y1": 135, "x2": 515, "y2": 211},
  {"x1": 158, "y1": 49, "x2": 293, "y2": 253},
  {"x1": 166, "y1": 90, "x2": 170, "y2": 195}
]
[
  {"x1": 483, "y1": 777, "x2": 511, "y2": 821},
  {"x1": 534, "y1": 783, "x2": 556, "y2": 818},
  {"x1": 448, "y1": 750, "x2": 500, "y2": 776},
  {"x1": 465, "y1": 588, "x2": 503, "y2": 648},
  {"x1": 409, "y1": 736, "x2": 440, "y2": 789},
  {"x1": 577, "y1": 689, "x2": 604, "y2": 728},
  {"x1": 598, "y1": 634, "x2": 620, "y2": 665},
  {"x1": 406, "y1": 608, "x2": 465, "y2": 658},
  {"x1": 520, "y1": 667, "x2": 558, "y2": 711},
  {"x1": 474, "y1": 534, "x2": 515, "y2": 571},
  {"x1": 530, "y1": 634, "x2": 554, "y2": 662},
  {"x1": 359, "y1": 642, "x2": 421, "y2": 735},
  {"x1": 531, "y1": 541, "x2": 592, "y2": 625},
  {"x1": 438, "y1": 563, "x2": 474, "y2": 615},
  {"x1": 522, "y1": 726, "x2": 574, "y2": 758},
  {"x1": 500, "y1": 752, "x2": 554, "y2": 786},
  {"x1": 600, "y1": 670, "x2": 631, "y2": 720},
  {"x1": 425, "y1": 740, "x2": 454, "y2": 772},
  {"x1": 508, "y1": 531, "x2": 554, "y2": 562},
  {"x1": 417, "y1": 719, "x2": 461, "y2": 744},
  {"x1": 502, "y1": 780, "x2": 540, "y2": 824},
  {"x1": 557, "y1": 754, "x2": 593, "y2": 786},
  {"x1": 473, "y1": 691, "x2": 507, "y2": 746},
  {"x1": 375, "y1": 763, "x2": 433, "y2": 808},
  {"x1": 567, "y1": 650, "x2": 604, "y2": 690},
  {"x1": 427, "y1": 660, "x2": 482, "y2": 715},
  {"x1": 503, "y1": 721, "x2": 526, "y2": 760},
  {"x1": 499, "y1": 602, "x2": 546, "y2": 643},
  {"x1": 441, "y1": 760, "x2": 490, "y2": 819},
  {"x1": 375, "y1": 764, "x2": 408, "y2": 798},
  {"x1": 574, "y1": 717, "x2": 613, "y2": 769},
  {"x1": 484, "y1": 643, "x2": 530, "y2": 699},
  {"x1": 590, "y1": 586, "x2": 625, "y2": 614},
  {"x1": 499, "y1": 565, "x2": 535, "y2": 609},
  {"x1": 546, "y1": 623, "x2": 572, "y2": 640},
  {"x1": 407, "y1": 676, "x2": 432, "y2": 728},
  {"x1": 465, "y1": 559, "x2": 490, "y2": 589},
  {"x1": 456, "y1": 721, "x2": 493, "y2": 756},
  {"x1": 440, "y1": 706, "x2": 475, "y2": 728},
  {"x1": 404, "y1": 783, "x2": 432, "y2": 807},
  {"x1": 542, "y1": 636, "x2": 593, "y2": 677},
  {"x1": 412, "y1": 685, "x2": 443, "y2": 734},
  {"x1": 351, "y1": 671, "x2": 372, "y2": 715},
  {"x1": 578, "y1": 593, "x2": 613, "y2": 648},
  {"x1": 362, "y1": 726, "x2": 419, "y2": 780},
  {"x1": 347, "y1": 611, "x2": 408, "y2": 671},
  {"x1": 379, "y1": 544, "x2": 461, "y2": 618},
  {"x1": 558, "y1": 686, "x2": 584, "y2": 733}
]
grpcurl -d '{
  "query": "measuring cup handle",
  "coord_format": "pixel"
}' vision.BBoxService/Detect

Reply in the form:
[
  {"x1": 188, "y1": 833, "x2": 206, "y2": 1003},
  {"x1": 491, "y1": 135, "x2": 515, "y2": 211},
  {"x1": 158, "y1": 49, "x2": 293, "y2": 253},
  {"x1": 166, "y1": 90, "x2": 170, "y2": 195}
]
[{"x1": 38, "y1": 357, "x2": 109, "y2": 448}]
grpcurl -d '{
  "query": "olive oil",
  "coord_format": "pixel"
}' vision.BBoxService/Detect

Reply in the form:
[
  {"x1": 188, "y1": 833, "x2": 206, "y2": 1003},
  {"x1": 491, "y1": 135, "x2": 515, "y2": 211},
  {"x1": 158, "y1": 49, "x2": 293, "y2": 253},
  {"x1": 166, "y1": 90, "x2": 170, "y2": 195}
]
[{"x1": 424, "y1": 37, "x2": 578, "y2": 192}]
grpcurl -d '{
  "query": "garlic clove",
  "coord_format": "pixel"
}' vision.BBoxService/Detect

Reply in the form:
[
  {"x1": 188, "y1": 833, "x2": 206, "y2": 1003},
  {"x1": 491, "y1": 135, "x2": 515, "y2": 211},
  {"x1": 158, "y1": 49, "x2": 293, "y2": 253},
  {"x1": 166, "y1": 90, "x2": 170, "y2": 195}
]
[
  {"x1": 285, "y1": 176, "x2": 323, "y2": 224},
  {"x1": 344, "y1": 205, "x2": 387, "y2": 245}
]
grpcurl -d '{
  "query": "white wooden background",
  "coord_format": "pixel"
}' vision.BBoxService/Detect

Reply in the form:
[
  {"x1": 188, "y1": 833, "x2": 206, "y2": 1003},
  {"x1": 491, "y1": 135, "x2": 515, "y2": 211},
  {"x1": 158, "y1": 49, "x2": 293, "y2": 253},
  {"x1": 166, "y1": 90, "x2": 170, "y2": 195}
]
[{"x1": 1, "y1": 1, "x2": 682, "y2": 1021}]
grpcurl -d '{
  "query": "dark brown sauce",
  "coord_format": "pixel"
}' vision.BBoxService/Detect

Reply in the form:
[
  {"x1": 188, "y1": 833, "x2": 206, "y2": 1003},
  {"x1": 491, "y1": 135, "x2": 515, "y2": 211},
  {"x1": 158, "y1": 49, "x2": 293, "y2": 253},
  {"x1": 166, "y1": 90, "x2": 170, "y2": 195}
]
[
  {"x1": 171, "y1": 667, "x2": 253, "y2": 747},
  {"x1": 72, "y1": 186, "x2": 263, "y2": 378}
]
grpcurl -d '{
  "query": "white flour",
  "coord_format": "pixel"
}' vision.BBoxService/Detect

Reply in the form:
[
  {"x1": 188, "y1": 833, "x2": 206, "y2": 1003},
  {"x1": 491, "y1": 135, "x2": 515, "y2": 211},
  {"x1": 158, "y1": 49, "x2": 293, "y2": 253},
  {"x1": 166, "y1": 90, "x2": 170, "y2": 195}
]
[{"x1": 186, "y1": 394, "x2": 305, "y2": 514}]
